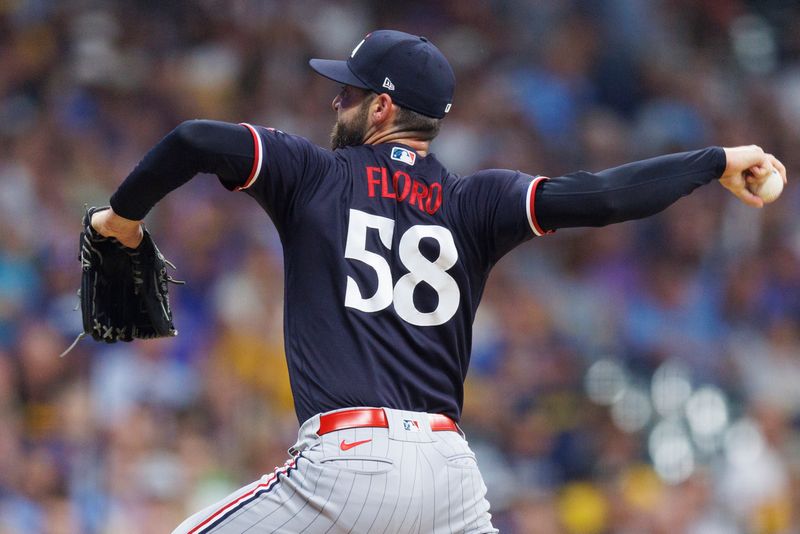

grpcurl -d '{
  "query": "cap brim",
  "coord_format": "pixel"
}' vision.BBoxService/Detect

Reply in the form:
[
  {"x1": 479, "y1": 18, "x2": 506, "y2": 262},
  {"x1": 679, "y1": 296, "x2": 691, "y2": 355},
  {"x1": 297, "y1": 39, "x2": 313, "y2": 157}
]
[{"x1": 308, "y1": 59, "x2": 370, "y2": 89}]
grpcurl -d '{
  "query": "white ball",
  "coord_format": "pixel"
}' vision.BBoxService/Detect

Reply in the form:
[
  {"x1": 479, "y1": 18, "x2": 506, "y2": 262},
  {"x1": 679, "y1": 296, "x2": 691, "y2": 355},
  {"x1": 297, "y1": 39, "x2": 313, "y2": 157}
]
[{"x1": 749, "y1": 169, "x2": 784, "y2": 203}]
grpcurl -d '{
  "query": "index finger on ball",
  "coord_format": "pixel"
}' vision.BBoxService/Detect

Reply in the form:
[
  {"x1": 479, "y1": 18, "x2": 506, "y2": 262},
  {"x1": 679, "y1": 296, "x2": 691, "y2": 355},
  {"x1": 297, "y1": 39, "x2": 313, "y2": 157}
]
[
  {"x1": 770, "y1": 156, "x2": 787, "y2": 184},
  {"x1": 749, "y1": 161, "x2": 772, "y2": 181}
]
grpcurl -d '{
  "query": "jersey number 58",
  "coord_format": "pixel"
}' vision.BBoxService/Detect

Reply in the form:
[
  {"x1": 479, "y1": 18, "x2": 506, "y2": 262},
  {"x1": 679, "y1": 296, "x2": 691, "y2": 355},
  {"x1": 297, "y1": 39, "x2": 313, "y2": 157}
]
[{"x1": 344, "y1": 209, "x2": 460, "y2": 326}]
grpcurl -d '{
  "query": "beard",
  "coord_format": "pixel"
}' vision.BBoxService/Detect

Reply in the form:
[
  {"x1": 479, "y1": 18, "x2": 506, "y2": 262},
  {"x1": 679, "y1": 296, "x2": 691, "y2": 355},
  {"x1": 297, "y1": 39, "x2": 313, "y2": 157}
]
[{"x1": 330, "y1": 98, "x2": 371, "y2": 150}]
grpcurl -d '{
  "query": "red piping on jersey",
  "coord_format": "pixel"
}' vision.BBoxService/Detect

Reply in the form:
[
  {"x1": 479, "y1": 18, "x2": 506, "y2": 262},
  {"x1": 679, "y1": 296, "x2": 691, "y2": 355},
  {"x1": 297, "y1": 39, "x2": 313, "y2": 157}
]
[
  {"x1": 187, "y1": 456, "x2": 298, "y2": 533},
  {"x1": 236, "y1": 123, "x2": 262, "y2": 191},
  {"x1": 527, "y1": 176, "x2": 552, "y2": 236}
]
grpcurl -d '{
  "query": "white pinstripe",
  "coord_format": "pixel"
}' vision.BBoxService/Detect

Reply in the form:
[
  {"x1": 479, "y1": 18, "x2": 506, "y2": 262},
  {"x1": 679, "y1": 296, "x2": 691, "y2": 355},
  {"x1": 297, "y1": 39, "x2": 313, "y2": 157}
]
[
  {"x1": 172, "y1": 408, "x2": 497, "y2": 533},
  {"x1": 418, "y1": 445, "x2": 436, "y2": 533}
]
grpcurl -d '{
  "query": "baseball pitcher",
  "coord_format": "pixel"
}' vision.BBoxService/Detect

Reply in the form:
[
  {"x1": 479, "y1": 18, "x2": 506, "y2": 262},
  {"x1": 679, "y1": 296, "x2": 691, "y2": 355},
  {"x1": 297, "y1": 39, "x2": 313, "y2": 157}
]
[{"x1": 86, "y1": 30, "x2": 786, "y2": 533}]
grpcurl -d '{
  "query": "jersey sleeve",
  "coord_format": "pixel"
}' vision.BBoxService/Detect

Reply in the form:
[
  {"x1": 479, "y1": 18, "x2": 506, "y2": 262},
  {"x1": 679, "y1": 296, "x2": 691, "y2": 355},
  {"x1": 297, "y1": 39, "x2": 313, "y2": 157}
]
[
  {"x1": 533, "y1": 147, "x2": 726, "y2": 230},
  {"x1": 108, "y1": 119, "x2": 337, "y2": 225},
  {"x1": 232, "y1": 123, "x2": 338, "y2": 231},
  {"x1": 452, "y1": 169, "x2": 549, "y2": 265}
]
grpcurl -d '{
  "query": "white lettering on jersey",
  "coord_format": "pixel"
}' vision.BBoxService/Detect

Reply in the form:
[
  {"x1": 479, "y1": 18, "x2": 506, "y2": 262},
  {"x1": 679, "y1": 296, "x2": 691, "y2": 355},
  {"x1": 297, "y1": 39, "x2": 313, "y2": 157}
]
[{"x1": 344, "y1": 209, "x2": 460, "y2": 326}]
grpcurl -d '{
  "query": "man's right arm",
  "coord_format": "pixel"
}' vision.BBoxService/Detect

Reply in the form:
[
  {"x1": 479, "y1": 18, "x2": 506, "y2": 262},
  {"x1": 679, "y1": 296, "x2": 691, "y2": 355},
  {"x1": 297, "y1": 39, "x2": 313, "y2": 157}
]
[{"x1": 534, "y1": 146, "x2": 786, "y2": 232}]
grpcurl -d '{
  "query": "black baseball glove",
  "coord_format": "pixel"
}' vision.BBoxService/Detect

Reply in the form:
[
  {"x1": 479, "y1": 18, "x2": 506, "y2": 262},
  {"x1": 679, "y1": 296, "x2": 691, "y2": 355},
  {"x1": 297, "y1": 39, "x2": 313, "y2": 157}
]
[{"x1": 61, "y1": 206, "x2": 182, "y2": 356}]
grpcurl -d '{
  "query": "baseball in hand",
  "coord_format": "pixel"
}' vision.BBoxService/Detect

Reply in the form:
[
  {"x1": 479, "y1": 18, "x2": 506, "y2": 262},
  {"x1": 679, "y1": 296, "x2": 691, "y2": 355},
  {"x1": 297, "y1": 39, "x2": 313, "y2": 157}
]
[{"x1": 748, "y1": 169, "x2": 784, "y2": 203}]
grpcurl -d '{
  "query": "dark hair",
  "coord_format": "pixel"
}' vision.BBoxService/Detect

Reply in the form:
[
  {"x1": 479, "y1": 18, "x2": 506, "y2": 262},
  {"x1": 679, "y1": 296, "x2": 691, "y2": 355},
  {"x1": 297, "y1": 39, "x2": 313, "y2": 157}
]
[{"x1": 393, "y1": 105, "x2": 442, "y2": 141}]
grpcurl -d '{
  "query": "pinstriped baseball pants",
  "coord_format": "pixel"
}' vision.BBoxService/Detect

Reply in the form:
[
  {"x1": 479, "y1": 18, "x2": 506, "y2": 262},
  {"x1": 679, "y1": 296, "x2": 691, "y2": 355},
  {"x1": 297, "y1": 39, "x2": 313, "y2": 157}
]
[{"x1": 172, "y1": 407, "x2": 498, "y2": 533}]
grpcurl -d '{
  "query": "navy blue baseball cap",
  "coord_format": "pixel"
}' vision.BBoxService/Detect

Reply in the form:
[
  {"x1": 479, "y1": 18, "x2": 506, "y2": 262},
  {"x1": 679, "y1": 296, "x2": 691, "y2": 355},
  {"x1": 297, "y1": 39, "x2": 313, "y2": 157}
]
[{"x1": 309, "y1": 30, "x2": 455, "y2": 119}]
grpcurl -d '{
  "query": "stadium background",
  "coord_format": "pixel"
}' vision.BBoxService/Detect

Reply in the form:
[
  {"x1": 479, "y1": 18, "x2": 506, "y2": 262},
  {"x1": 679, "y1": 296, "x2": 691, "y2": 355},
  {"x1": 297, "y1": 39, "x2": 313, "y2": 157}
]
[{"x1": 1, "y1": 0, "x2": 799, "y2": 532}]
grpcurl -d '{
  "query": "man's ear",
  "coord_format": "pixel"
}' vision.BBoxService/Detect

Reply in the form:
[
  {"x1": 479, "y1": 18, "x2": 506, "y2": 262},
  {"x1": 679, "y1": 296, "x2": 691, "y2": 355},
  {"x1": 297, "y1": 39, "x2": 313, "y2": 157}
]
[{"x1": 371, "y1": 93, "x2": 395, "y2": 126}]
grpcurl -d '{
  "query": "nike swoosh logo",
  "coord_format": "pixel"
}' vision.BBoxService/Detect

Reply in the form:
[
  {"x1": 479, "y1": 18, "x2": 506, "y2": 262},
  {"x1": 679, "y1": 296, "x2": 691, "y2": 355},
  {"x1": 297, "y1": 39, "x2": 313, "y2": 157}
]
[{"x1": 340, "y1": 438, "x2": 372, "y2": 451}]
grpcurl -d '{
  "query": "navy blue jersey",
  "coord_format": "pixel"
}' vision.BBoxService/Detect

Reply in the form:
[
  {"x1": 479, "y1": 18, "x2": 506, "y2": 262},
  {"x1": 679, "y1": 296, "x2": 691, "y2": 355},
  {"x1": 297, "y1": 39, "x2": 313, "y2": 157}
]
[
  {"x1": 238, "y1": 124, "x2": 543, "y2": 423},
  {"x1": 110, "y1": 119, "x2": 724, "y2": 425}
]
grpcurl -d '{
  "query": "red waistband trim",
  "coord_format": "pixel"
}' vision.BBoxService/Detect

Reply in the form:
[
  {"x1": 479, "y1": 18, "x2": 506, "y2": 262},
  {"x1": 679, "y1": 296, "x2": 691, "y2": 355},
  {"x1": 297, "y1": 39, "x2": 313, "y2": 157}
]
[{"x1": 317, "y1": 408, "x2": 457, "y2": 435}]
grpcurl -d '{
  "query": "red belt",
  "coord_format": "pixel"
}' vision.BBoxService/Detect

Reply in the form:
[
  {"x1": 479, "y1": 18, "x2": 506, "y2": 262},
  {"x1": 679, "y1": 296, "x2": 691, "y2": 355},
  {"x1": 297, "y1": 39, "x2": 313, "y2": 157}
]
[{"x1": 317, "y1": 408, "x2": 458, "y2": 436}]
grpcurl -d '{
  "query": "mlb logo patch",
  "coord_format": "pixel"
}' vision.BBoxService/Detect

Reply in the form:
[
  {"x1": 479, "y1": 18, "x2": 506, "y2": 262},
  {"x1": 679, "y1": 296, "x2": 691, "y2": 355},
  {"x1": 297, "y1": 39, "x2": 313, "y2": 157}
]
[
  {"x1": 403, "y1": 419, "x2": 421, "y2": 432},
  {"x1": 391, "y1": 147, "x2": 416, "y2": 166}
]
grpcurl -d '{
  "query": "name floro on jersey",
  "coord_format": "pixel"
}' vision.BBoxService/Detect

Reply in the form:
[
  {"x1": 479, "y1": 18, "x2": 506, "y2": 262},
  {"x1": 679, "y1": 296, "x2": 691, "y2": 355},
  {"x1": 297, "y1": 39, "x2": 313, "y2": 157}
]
[{"x1": 365, "y1": 166, "x2": 443, "y2": 215}]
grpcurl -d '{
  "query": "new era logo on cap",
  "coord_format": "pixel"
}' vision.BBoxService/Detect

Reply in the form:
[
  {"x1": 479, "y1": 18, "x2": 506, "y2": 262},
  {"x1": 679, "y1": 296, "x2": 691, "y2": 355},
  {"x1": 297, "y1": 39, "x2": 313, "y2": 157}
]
[{"x1": 309, "y1": 30, "x2": 455, "y2": 119}]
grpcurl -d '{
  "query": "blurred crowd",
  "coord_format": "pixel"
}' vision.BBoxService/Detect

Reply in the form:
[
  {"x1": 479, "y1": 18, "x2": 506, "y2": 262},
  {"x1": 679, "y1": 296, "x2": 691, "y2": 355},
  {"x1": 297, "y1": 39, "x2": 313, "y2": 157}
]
[{"x1": 1, "y1": 0, "x2": 800, "y2": 532}]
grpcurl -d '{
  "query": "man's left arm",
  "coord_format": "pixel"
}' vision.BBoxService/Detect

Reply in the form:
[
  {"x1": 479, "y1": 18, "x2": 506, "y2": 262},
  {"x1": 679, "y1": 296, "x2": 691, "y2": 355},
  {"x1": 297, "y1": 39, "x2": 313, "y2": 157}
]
[
  {"x1": 534, "y1": 146, "x2": 787, "y2": 232},
  {"x1": 92, "y1": 120, "x2": 256, "y2": 247}
]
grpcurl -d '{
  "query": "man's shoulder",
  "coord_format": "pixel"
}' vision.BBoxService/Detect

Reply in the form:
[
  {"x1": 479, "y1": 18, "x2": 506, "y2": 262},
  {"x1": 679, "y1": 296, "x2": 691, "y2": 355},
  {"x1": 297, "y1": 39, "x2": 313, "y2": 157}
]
[
  {"x1": 463, "y1": 168, "x2": 526, "y2": 180},
  {"x1": 254, "y1": 127, "x2": 341, "y2": 167},
  {"x1": 447, "y1": 168, "x2": 531, "y2": 192},
  {"x1": 249, "y1": 124, "x2": 330, "y2": 151}
]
